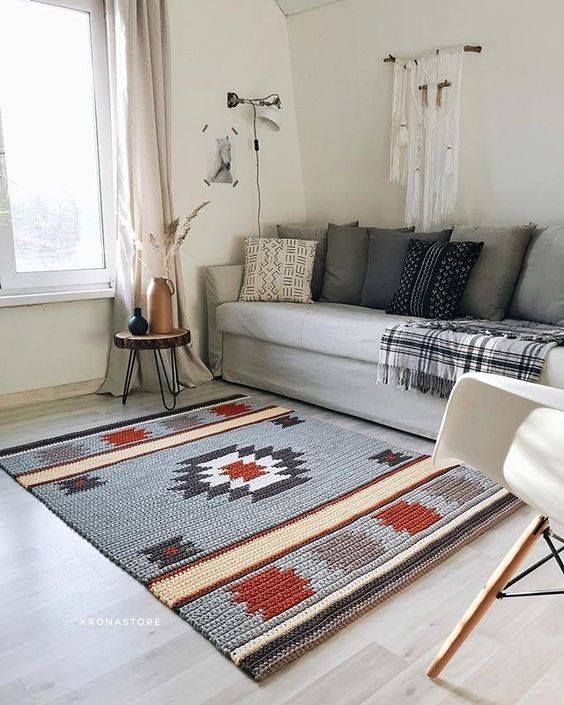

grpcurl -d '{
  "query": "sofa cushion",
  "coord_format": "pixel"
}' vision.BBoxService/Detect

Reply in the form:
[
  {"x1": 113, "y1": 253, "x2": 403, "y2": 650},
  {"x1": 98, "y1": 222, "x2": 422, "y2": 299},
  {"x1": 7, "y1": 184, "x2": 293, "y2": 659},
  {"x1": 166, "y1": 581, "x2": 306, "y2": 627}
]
[
  {"x1": 277, "y1": 221, "x2": 358, "y2": 300},
  {"x1": 387, "y1": 239, "x2": 484, "y2": 319},
  {"x1": 452, "y1": 225, "x2": 532, "y2": 320},
  {"x1": 509, "y1": 225, "x2": 564, "y2": 325},
  {"x1": 216, "y1": 301, "x2": 420, "y2": 365},
  {"x1": 361, "y1": 228, "x2": 451, "y2": 310},
  {"x1": 320, "y1": 225, "x2": 369, "y2": 304},
  {"x1": 321, "y1": 224, "x2": 413, "y2": 305},
  {"x1": 239, "y1": 237, "x2": 316, "y2": 304}
]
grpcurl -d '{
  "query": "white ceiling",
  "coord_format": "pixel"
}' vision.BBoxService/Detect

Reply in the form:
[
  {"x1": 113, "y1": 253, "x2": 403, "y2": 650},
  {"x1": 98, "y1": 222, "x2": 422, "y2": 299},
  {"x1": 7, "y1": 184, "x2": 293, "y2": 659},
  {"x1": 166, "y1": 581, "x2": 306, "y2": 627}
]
[{"x1": 275, "y1": 0, "x2": 341, "y2": 15}]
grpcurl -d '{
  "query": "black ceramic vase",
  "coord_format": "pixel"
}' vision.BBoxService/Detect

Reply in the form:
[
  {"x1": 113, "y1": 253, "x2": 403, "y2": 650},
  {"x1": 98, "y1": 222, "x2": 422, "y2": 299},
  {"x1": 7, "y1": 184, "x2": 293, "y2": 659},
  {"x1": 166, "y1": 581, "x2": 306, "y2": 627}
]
[{"x1": 128, "y1": 307, "x2": 149, "y2": 335}]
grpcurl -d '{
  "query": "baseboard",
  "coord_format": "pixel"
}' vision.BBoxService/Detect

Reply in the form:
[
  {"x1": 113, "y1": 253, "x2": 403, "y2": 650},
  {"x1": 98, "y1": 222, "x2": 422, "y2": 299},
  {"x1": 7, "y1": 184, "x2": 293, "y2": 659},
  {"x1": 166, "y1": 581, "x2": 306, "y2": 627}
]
[{"x1": 0, "y1": 379, "x2": 104, "y2": 410}]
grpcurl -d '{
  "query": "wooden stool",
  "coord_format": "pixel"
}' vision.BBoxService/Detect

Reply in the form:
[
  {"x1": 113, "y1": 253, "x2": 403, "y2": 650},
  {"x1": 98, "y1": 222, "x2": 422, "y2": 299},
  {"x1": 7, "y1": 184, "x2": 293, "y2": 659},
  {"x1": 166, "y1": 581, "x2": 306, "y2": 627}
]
[{"x1": 114, "y1": 329, "x2": 190, "y2": 410}]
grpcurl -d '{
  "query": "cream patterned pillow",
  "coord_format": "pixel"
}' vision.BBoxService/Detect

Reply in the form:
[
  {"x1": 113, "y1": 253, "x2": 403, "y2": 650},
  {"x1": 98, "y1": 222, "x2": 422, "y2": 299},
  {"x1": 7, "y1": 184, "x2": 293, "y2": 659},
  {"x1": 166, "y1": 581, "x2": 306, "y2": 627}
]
[{"x1": 239, "y1": 237, "x2": 317, "y2": 303}]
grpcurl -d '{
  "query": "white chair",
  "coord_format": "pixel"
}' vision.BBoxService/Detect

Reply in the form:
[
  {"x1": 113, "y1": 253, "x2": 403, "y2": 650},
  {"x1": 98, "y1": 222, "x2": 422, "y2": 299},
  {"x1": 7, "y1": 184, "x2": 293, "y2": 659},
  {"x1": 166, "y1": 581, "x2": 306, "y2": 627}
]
[{"x1": 426, "y1": 372, "x2": 564, "y2": 679}]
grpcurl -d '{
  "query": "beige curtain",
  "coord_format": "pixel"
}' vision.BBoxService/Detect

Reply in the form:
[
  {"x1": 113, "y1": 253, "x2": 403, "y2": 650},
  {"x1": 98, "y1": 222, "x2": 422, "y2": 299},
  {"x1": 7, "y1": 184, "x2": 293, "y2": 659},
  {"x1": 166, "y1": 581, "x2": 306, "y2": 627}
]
[{"x1": 100, "y1": 0, "x2": 212, "y2": 395}]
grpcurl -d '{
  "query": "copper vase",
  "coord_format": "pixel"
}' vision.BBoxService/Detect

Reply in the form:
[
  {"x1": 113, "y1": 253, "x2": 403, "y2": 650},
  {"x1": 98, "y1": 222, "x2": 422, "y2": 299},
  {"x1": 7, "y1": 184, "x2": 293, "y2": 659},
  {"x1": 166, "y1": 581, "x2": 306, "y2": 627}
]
[{"x1": 147, "y1": 277, "x2": 175, "y2": 334}]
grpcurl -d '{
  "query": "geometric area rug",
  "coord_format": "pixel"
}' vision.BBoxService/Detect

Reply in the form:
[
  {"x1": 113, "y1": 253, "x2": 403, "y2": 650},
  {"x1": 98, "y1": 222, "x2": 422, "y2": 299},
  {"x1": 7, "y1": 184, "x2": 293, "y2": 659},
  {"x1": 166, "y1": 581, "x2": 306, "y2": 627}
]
[{"x1": 0, "y1": 395, "x2": 519, "y2": 680}]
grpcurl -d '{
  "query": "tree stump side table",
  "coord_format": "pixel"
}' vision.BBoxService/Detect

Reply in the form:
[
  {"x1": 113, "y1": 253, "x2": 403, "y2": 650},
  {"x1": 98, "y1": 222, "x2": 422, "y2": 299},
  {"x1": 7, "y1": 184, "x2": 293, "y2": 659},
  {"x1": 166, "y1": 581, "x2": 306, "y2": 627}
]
[{"x1": 114, "y1": 328, "x2": 191, "y2": 410}]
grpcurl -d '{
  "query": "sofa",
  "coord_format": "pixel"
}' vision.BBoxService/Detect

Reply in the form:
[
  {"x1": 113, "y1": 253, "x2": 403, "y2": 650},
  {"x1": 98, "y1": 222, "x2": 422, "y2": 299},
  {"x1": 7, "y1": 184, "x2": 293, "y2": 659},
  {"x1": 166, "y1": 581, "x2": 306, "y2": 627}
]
[{"x1": 205, "y1": 225, "x2": 564, "y2": 440}]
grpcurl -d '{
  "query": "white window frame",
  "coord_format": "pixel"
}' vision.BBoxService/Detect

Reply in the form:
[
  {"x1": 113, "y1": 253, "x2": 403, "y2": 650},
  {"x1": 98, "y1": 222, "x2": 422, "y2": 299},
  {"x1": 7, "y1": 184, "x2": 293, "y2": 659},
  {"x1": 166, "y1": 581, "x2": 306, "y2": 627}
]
[{"x1": 0, "y1": 0, "x2": 114, "y2": 297}]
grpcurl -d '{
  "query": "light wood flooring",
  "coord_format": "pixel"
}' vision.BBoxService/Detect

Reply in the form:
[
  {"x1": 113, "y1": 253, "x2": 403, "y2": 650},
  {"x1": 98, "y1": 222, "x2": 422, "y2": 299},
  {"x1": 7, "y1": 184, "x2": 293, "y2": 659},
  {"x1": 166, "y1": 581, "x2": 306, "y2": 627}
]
[{"x1": 1, "y1": 381, "x2": 562, "y2": 705}]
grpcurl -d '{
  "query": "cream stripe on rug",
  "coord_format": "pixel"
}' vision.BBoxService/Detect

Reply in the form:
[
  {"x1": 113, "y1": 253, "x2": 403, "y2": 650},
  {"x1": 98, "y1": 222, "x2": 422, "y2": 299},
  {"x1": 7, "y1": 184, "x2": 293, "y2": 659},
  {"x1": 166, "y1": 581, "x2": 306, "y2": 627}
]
[{"x1": 18, "y1": 406, "x2": 290, "y2": 488}]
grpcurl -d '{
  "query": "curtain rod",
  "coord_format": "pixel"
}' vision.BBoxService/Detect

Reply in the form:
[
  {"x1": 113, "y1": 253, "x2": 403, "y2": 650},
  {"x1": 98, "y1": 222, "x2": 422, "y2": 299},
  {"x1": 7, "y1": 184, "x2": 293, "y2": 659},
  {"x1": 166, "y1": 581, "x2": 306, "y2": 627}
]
[{"x1": 383, "y1": 45, "x2": 482, "y2": 63}]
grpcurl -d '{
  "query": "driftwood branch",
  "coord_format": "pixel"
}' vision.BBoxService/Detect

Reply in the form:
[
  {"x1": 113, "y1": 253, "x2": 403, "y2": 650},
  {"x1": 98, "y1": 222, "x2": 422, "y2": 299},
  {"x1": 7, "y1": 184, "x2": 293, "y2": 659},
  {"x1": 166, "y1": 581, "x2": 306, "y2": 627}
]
[{"x1": 383, "y1": 45, "x2": 482, "y2": 63}]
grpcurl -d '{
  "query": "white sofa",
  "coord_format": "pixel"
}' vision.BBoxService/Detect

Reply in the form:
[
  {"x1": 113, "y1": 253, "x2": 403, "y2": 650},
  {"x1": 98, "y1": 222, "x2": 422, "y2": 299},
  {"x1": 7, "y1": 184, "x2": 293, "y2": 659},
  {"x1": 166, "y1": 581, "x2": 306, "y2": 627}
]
[{"x1": 206, "y1": 264, "x2": 564, "y2": 439}]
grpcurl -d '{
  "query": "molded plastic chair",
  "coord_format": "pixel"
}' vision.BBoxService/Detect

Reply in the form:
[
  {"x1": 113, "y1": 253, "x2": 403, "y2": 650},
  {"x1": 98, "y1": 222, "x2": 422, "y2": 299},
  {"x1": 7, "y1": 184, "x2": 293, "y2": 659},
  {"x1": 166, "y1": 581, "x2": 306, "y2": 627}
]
[{"x1": 426, "y1": 372, "x2": 564, "y2": 679}]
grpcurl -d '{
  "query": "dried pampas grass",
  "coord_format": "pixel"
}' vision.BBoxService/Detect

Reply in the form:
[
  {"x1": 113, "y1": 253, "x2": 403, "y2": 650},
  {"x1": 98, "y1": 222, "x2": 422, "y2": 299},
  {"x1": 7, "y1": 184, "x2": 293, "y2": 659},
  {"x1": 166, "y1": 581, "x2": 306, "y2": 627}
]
[{"x1": 140, "y1": 201, "x2": 210, "y2": 277}]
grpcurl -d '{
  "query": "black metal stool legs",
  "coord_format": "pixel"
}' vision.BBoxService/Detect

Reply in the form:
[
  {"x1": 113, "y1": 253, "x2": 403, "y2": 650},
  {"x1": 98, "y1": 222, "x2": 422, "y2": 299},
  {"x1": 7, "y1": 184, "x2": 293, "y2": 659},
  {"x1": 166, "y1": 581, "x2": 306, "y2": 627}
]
[
  {"x1": 116, "y1": 329, "x2": 189, "y2": 411},
  {"x1": 153, "y1": 347, "x2": 181, "y2": 411},
  {"x1": 121, "y1": 349, "x2": 137, "y2": 405}
]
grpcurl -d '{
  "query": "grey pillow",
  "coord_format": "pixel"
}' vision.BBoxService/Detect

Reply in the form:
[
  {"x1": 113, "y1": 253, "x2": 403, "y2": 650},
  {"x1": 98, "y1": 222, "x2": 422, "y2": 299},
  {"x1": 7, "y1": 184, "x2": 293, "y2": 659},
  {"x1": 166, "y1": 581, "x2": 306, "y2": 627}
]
[
  {"x1": 277, "y1": 221, "x2": 358, "y2": 300},
  {"x1": 320, "y1": 225, "x2": 370, "y2": 304},
  {"x1": 361, "y1": 228, "x2": 451, "y2": 310},
  {"x1": 452, "y1": 225, "x2": 532, "y2": 320},
  {"x1": 508, "y1": 225, "x2": 564, "y2": 325}
]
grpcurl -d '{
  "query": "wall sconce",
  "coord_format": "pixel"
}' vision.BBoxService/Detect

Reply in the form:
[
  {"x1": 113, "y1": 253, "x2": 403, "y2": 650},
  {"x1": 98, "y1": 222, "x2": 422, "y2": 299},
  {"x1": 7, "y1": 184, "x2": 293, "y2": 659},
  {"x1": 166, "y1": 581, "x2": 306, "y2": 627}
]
[
  {"x1": 227, "y1": 92, "x2": 282, "y2": 237},
  {"x1": 227, "y1": 92, "x2": 281, "y2": 109},
  {"x1": 256, "y1": 105, "x2": 281, "y2": 132}
]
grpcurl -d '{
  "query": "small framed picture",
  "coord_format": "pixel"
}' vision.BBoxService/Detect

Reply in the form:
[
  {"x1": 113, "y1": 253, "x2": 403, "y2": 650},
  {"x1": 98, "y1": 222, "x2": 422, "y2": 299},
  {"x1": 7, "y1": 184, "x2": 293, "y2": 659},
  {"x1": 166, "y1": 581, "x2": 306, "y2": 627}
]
[{"x1": 207, "y1": 135, "x2": 234, "y2": 184}]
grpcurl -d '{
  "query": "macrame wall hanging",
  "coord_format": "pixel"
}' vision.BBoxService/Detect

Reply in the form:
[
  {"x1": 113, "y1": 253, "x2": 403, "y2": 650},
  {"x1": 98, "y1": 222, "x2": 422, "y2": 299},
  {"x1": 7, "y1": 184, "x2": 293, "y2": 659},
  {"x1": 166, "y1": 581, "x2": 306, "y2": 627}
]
[{"x1": 386, "y1": 45, "x2": 482, "y2": 231}]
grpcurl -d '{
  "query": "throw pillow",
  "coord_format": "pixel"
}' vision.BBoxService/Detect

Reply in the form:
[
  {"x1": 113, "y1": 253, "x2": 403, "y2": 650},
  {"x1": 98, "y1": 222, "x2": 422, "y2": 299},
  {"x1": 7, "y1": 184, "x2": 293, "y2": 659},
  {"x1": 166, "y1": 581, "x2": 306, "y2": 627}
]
[
  {"x1": 277, "y1": 221, "x2": 359, "y2": 300},
  {"x1": 387, "y1": 239, "x2": 484, "y2": 319},
  {"x1": 508, "y1": 224, "x2": 564, "y2": 325},
  {"x1": 361, "y1": 228, "x2": 452, "y2": 310},
  {"x1": 452, "y1": 225, "x2": 533, "y2": 320},
  {"x1": 320, "y1": 224, "x2": 369, "y2": 304},
  {"x1": 239, "y1": 237, "x2": 316, "y2": 304}
]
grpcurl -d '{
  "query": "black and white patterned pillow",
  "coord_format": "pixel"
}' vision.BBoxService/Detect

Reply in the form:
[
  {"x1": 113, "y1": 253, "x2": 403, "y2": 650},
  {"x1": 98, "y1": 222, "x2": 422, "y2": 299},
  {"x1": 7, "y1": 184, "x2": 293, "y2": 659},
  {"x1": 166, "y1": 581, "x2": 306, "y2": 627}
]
[
  {"x1": 239, "y1": 237, "x2": 317, "y2": 303},
  {"x1": 386, "y1": 239, "x2": 484, "y2": 319}
]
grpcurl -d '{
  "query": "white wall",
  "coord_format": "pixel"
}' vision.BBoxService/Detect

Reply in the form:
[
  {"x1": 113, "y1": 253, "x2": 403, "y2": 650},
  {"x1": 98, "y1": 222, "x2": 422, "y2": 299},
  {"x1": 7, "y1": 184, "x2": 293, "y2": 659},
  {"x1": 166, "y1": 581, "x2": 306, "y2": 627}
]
[
  {"x1": 169, "y1": 0, "x2": 306, "y2": 360},
  {"x1": 287, "y1": 0, "x2": 564, "y2": 227},
  {"x1": 0, "y1": 299, "x2": 112, "y2": 397}
]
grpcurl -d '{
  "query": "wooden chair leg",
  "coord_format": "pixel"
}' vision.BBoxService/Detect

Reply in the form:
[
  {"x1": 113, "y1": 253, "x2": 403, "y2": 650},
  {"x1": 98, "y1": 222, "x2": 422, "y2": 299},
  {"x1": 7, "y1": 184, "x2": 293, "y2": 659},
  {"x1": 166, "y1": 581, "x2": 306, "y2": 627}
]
[{"x1": 426, "y1": 514, "x2": 549, "y2": 679}]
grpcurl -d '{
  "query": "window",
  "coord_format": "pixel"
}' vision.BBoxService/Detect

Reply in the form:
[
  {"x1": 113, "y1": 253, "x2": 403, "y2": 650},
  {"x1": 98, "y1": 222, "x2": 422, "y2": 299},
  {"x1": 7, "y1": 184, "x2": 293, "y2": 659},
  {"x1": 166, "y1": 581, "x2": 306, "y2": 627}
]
[{"x1": 0, "y1": 0, "x2": 113, "y2": 296}]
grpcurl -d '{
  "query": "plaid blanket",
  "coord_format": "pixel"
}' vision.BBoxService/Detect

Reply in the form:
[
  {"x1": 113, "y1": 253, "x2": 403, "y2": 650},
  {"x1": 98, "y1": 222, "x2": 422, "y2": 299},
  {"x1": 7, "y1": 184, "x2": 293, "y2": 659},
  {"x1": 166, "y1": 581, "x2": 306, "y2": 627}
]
[{"x1": 378, "y1": 318, "x2": 564, "y2": 399}]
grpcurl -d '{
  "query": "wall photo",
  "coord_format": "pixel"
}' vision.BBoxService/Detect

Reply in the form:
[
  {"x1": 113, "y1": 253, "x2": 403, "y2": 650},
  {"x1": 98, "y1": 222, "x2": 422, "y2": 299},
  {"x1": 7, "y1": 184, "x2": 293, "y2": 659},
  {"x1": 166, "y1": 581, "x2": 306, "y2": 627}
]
[{"x1": 207, "y1": 135, "x2": 234, "y2": 184}]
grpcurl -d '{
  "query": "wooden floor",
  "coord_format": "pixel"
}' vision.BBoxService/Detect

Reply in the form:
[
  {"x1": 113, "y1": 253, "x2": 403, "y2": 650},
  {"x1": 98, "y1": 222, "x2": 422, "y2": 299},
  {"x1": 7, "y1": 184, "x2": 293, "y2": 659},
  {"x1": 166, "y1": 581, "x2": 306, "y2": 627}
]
[{"x1": 1, "y1": 381, "x2": 562, "y2": 705}]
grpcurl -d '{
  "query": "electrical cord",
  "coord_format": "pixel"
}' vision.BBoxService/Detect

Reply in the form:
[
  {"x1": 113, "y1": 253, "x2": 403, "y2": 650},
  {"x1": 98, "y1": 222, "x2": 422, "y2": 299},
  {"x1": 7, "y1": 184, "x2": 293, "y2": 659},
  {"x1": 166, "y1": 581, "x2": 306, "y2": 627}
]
[{"x1": 252, "y1": 103, "x2": 262, "y2": 238}]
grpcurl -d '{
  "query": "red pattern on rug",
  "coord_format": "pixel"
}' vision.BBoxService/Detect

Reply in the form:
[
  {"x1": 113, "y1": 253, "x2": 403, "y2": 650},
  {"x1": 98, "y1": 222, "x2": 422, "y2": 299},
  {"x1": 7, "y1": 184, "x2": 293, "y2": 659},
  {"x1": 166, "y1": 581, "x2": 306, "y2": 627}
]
[
  {"x1": 231, "y1": 567, "x2": 315, "y2": 620},
  {"x1": 163, "y1": 545, "x2": 180, "y2": 557},
  {"x1": 222, "y1": 459, "x2": 266, "y2": 482},
  {"x1": 103, "y1": 427, "x2": 151, "y2": 446},
  {"x1": 375, "y1": 500, "x2": 441, "y2": 534},
  {"x1": 212, "y1": 402, "x2": 253, "y2": 417}
]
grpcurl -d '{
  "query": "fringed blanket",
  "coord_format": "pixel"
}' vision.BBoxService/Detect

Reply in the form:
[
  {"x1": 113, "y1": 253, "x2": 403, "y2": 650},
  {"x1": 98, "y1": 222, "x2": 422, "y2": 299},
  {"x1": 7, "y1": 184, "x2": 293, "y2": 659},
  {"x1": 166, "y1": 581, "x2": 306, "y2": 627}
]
[{"x1": 378, "y1": 319, "x2": 564, "y2": 399}]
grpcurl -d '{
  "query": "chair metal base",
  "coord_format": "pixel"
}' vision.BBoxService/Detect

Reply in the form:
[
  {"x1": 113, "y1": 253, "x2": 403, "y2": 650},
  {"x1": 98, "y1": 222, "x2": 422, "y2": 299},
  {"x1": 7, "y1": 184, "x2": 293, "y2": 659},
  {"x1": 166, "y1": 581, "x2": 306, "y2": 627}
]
[{"x1": 497, "y1": 529, "x2": 564, "y2": 599}]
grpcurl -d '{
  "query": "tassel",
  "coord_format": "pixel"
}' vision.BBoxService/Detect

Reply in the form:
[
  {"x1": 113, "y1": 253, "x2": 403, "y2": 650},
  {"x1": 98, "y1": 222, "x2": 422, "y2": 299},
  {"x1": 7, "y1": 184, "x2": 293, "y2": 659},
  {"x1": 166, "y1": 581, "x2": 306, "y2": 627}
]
[
  {"x1": 410, "y1": 167, "x2": 421, "y2": 225},
  {"x1": 390, "y1": 138, "x2": 401, "y2": 183},
  {"x1": 398, "y1": 122, "x2": 409, "y2": 146},
  {"x1": 445, "y1": 145, "x2": 454, "y2": 174},
  {"x1": 421, "y1": 85, "x2": 428, "y2": 109},
  {"x1": 377, "y1": 364, "x2": 456, "y2": 399}
]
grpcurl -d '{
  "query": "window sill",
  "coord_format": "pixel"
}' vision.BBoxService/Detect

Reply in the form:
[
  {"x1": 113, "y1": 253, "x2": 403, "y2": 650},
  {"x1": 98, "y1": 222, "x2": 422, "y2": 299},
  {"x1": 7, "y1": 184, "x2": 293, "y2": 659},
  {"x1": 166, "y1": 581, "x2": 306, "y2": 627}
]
[{"x1": 0, "y1": 288, "x2": 115, "y2": 308}]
